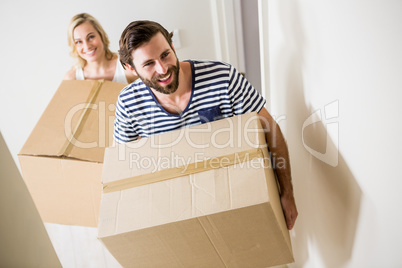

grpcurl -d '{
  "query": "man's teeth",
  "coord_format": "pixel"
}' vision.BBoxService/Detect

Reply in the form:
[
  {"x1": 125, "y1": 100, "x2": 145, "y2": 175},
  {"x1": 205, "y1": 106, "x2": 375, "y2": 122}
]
[{"x1": 159, "y1": 74, "x2": 170, "y2": 81}]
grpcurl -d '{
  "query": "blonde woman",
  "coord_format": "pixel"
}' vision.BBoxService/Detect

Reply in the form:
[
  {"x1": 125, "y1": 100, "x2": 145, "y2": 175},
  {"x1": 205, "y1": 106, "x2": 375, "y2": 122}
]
[{"x1": 64, "y1": 13, "x2": 136, "y2": 83}]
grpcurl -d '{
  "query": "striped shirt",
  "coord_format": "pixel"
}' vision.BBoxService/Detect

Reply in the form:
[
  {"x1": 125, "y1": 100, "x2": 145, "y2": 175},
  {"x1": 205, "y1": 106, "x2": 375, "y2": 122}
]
[{"x1": 113, "y1": 60, "x2": 266, "y2": 143}]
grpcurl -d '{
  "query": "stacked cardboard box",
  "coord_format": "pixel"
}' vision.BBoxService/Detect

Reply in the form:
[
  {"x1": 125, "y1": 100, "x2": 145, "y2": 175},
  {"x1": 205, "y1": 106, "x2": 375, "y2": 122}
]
[
  {"x1": 98, "y1": 112, "x2": 294, "y2": 267},
  {"x1": 18, "y1": 80, "x2": 127, "y2": 227}
]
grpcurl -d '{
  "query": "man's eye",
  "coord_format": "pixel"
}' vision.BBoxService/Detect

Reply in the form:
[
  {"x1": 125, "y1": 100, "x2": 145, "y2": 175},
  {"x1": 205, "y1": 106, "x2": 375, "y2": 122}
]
[{"x1": 162, "y1": 52, "x2": 169, "y2": 58}]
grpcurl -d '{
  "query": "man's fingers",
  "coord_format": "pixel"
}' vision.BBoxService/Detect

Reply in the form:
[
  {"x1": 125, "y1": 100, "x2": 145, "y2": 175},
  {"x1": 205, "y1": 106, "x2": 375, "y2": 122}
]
[{"x1": 282, "y1": 196, "x2": 298, "y2": 230}]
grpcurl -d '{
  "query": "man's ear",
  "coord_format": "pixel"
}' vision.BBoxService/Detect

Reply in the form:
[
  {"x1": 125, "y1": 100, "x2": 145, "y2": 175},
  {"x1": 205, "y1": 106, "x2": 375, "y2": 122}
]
[{"x1": 125, "y1": 64, "x2": 137, "y2": 76}]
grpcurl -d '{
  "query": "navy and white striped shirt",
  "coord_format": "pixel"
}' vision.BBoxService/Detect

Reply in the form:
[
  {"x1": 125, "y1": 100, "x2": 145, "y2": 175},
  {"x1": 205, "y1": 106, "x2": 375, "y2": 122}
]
[{"x1": 113, "y1": 60, "x2": 266, "y2": 143}]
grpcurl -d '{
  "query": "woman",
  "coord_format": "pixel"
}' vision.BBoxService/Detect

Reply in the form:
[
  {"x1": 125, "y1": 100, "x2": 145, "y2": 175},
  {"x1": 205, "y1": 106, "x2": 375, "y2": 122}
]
[{"x1": 64, "y1": 13, "x2": 136, "y2": 83}]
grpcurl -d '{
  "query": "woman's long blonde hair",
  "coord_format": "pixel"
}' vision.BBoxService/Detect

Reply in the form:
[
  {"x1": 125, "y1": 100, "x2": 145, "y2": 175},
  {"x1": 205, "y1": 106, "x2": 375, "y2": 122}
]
[{"x1": 67, "y1": 13, "x2": 114, "y2": 68}]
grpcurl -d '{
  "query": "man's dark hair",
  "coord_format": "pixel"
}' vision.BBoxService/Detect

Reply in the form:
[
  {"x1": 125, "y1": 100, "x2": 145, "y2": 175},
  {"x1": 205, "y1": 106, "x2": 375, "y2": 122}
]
[{"x1": 119, "y1": 20, "x2": 173, "y2": 69}]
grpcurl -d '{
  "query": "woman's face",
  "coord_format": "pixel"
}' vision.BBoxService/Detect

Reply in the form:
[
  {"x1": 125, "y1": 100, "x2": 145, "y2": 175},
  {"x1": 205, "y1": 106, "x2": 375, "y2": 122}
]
[{"x1": 73, "y1": 21, "x2": 104, "y2": 63}]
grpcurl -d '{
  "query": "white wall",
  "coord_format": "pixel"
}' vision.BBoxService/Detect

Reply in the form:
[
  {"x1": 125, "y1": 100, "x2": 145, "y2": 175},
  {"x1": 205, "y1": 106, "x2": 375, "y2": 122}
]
[{"x1": 266, "y1": 0, "x2": 402, "y2": 267}]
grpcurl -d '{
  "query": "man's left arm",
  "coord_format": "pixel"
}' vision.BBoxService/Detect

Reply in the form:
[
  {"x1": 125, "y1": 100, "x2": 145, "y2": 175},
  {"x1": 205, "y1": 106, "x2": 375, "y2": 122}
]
[{"x1": 258, "y1": 107, "x2": 298, "y2": 230}]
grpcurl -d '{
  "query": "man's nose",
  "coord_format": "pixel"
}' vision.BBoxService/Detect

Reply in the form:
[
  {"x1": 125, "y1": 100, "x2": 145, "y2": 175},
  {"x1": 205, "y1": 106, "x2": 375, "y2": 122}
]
[{"x1": 155, "y1": 60, "x2": 168, "y2": 74}]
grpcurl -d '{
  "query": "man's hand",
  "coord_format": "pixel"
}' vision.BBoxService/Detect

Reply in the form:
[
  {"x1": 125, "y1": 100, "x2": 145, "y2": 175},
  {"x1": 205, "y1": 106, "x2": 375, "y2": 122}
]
[
  {"x1": 258, "y1": 107, "x2": 298, "y2": 230},
  {"x1": 280, "y1": 193, "x2": 298, "y2": 230}
]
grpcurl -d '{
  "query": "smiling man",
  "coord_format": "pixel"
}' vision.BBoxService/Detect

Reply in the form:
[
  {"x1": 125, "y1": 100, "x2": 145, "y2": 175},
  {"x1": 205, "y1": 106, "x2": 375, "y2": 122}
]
[{"x1": 114, "y1": 20, "x2": 297, "y2": 230}]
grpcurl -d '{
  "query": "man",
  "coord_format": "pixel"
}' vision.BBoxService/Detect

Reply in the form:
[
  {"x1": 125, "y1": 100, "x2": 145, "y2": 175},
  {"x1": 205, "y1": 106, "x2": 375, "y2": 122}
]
[{"x1": 114, "y1": 20, "x2": 298, "y2": 230}]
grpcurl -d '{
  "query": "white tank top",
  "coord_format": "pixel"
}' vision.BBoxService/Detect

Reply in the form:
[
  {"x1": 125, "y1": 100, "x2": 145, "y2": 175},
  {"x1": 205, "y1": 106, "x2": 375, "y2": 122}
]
[{"x1": 75, "y1": 58, "x2": 128, "y2": 83}]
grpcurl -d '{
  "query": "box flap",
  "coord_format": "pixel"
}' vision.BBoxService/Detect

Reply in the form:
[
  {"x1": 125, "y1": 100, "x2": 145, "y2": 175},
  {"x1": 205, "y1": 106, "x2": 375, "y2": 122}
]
[
  {"x1": 102, "y1": 111, "x2": 267, "y2": 186},
  {"x1": 19, "y1": 80, "x2": 126, "y2": 163}
]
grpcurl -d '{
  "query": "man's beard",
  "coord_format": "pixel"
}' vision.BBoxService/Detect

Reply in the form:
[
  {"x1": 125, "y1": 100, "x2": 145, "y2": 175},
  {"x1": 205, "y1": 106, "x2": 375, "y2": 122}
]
[{"x1": 139, "y1": 58, "x2": 180, "y2": 95}]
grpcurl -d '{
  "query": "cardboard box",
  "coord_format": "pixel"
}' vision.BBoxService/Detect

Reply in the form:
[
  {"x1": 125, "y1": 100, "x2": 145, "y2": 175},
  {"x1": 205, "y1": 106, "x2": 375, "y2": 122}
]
[
  {"x1": 18, "y1": 80, "x2": 127, "y2": 227},
  {"x1": 98, "y1": 112, "x2": 294, "y2": 267}
]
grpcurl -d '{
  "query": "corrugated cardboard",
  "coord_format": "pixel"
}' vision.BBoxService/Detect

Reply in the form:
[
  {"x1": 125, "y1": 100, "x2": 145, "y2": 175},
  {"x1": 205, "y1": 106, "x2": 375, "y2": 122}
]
[
  {"x1": 98, "y1": 112, "x2": 294, "y2": 267},
  {"x1": 18, "y1": 80, "x2": 127, "y2": 227}
]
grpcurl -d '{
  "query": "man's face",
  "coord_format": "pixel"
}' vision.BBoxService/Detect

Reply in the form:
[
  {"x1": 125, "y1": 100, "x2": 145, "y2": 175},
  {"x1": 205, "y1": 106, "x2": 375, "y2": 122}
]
[{"x1": 131, "y1": 32, "x2": 180, "y2": 95}]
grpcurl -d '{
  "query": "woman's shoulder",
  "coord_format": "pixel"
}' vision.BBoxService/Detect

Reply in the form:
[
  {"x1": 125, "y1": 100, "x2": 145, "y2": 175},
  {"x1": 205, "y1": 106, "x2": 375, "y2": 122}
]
[{"x1": 63, "y1": 67, "x2": 77, "y2": 80}]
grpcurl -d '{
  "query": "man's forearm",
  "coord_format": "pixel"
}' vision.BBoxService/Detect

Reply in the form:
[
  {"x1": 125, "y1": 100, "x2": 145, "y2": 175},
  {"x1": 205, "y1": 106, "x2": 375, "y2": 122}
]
[
  {"x1": 258, "y1": 107, "x2": 293, "y2": 193},
  {"x1": 265, "y1": 123, "x2": 294, "y2": 197},
  {"x1": 258, "y1": 107, "x2": 298, "y2": 229}
]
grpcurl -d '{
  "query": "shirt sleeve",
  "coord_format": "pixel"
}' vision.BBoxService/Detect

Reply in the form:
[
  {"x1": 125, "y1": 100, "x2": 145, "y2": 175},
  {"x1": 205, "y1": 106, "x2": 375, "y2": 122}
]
[
  {"x1": 113, "y1": 95, "x2": 139, "y2": 144},
  {"x1": 227, "y1": 64, "x2": 266, "y2": 114}
]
